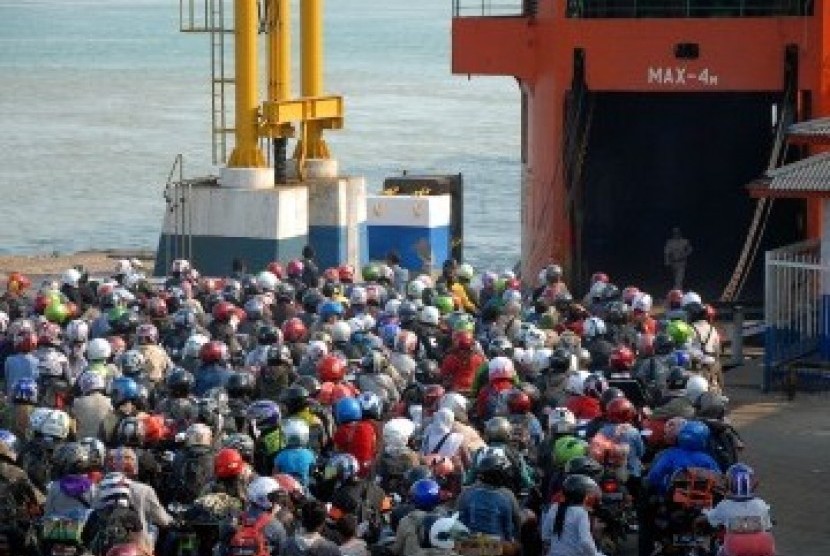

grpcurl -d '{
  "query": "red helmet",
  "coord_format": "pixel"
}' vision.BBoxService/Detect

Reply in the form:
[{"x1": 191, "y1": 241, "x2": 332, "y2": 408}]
[
  {"x1": 338, "y1": 265, "x2": 355, "y2": 283},
  {"x1": 33, "y1": 293, "x2": 50, "y2": 315},
  {"x1": 622, "y1": 286, "x2": 640, "y2": 305},
  {"x1": 282, "y1": 318, "x2": 307, "y2": 343},
  {"x1": 286, "y1": 259, "x2": 304, "y2": 278},
  {"x1": 506, "y1": 389, "x2": 532, "y2": 414},
  {"x1": 267, "y1": 261, "x2": 285, "y2": 279},
  {"x1": 142, "y1": 414, "x2": 170, "y2": 445},
  {"x1": 13, "y1": 330, "x2": 37, "y2": 353},
  {"x1": 273, "y1": 473, "x2": 305, "y2": 501},
  {"x1": 146, "y1": 297, "x2": 168, "y2": 319},
  {"x1": 200, "y1": 340, "x2": 229, "y2": 364},
  {"x1": 606, "y1": 397, "x2": 636, "y2": 424},
  {"x1": 212, "y1": 301, "x2": 235, "y2": 323},
  {"x1": 666, "y1": 289, "x2": 684, "y2": 309},
  {"x1": 215, "y1": 447, "x2": 245, "y2": 479},
  {"x1": 317, "y1": 355, "x2": 346, "y2": 382},
  {"x1": 330, "y1": 382, "x2": 357, "y2": 405},
  {"x1": 506, "y1": 278, "x2": 521, "y2": 291},
  {"x1": 590, "y1": 272, "x2": 609, "y2": 285},
  {"x1": 323, "y1": 267, "x2": 340, "y2": 282},
  {"x1": 609, "y1": 346, "x2": 635, "y2": 371},
  {"x1": 452, "y1": 330, "x2": 474, "y2": 350}
]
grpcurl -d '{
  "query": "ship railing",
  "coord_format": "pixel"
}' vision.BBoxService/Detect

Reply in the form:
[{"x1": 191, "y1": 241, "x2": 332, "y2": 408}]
[
  {"x1": 452, "y1": 0, "x2": 534, "y2": 17},
  {"x1": 569, "y1": 0, "x2": 812, "y2": 18},
  {"x1": 763, "y1": 238, "x2": 828, "y2": 389}
]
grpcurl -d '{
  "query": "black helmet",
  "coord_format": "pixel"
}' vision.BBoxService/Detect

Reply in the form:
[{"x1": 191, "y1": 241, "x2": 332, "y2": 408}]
[
  {"x1": 416, "y1": 360, "x2": 440, "y2": 384},
  {"x1": 485, "y1": 417, "x2": 512, "y2": 443},
  {"x1": 487, "y1": 336, "x2": 513, "y2": 358},
  {"x1": 601, "y1": 283, "x2": 621, "y2": 302},
  {"x1": 604, "y1": 301, "x2": 629, "y2": 326},
  {"x1": 599, "y1": 387, "x2": 625, "y2": 412},
  {"x1": 654, "y1": 333, "x2": 674, "y2": 356},
  {"x1": 166, "y1": 367, "x2": 194, "y2": 397},
  {"x1": 302, "y1": 289, "x2": 323, "y2": 313},
  {"x1": 53, "y1": 442, "x2": 90, "y2": 476},
  {"x1": 666, "y1": 366, "x2": 690, "y2": 391},
  {"x1": 564, "y1": 456, "x2": 603, "y2": 479},
  {"x1": 115, "y1": 416, "x2": 146, "y2": 448},
  {"x1": 398, "y1": 301, "x2": 419, "y2": 324},
  {"x1": 296, "y1": 375, "x2": 321, "y2": 397},
  {"x1": 266, "y1": 344, "x2": 291, "y2": 365},
  {"x1": 257, "y1": 325, "x2": 282, "y2": 346},
  {"x1": 402, "y1": 383, "x2": 425, "y2": 406},
  {"x1": 281, "y1": 384, "x2": 310, "y2": 414},
  {"x1": 276, "y1": 282, "x2": 296, "y2": 302},
  {"x1": 685, "y1": 302, "x2": 706, "y2": 322},
  {"x1": 550, "y1": 348, "x2": 573, "y2": 373},
  {"x1": 226, "y1": 371, "x2": 255, "y2": 398},
  {"x1": 476, "y1": 453, "x2": 510, "y2": 487},
  {"x1": 222, "y1": 433, "x2": 255, "y2": 463},
  {"x1": 562, "y1": 474, "x2": 599, "y2": 504}
]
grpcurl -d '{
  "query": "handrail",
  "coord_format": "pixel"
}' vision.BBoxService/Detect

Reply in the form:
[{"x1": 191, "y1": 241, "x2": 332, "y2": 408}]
[
  {"x1": 452, "y1": 0, "x2": 530, "y2": 17},
  {"x1": 569, "y1": 0, "x2": 811, "y2": 18}
]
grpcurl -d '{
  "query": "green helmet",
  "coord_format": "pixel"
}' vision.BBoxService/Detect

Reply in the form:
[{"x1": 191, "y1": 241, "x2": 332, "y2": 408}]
[
  {"x1": 362, "y1": 263, "x2": 380, "y2": 282},
  {"x1": 108, "y1": 306, "x2": 129, "y2": 324},
  {"x1": 434, "y1": 295, "x2": 455, "y2": 315},
  {"x1": 494, "y1": 278, "x2": 507, "y2": 294},
  {"x1": 554, "y1": 436, "x2": 589, "y2": 467},
  {"x1": 45, "y1": 302, "x2": 69, "y2": 324},
  {"x1": 447, "y1": 311, "x2": 474, "y2": 332},
  {"x1": 538, "y1": 312, "x2": 558, "y2": 330},
  {"x1": 667, "y1": 319, "x2": 694, "y2": 346}
]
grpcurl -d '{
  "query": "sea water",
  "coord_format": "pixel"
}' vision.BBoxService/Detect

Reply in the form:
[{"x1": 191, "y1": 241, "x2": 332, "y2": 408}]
[{"x1": 0, "y1": 0, "x2": 520, "y2": 270}]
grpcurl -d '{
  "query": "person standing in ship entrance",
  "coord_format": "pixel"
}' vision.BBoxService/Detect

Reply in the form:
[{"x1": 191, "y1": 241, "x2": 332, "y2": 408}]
[{"x1": 664, "y1": 227, "x2": 693, "y2": 290}]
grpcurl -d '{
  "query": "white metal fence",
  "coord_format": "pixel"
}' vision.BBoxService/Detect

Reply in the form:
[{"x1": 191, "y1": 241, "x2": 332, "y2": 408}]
[{"x1": 764, "y1": 239, "x2": 825, "y2": 388}]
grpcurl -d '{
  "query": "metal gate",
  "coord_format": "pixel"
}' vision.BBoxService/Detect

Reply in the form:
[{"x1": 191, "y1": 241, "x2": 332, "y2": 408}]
[{"x1": 763, "y1": 239, "x2": 829, "y2": 390}]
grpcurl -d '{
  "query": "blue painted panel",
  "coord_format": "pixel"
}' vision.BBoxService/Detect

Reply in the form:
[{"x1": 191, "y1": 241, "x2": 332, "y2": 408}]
[
  {"x1": 155, "y1": 234, "x2": 306, "y2": 276},
  {"x1": 367, "y1": 225, "x2": 450, "y2": 274},
  {"x1": 309, "y1": 225, "x2": 347, "y2": 270}
]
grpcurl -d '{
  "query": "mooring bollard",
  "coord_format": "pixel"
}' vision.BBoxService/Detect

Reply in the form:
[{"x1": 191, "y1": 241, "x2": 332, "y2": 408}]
[{"x1": 731, "y1": 305, "x2": 744, "y2": 366}]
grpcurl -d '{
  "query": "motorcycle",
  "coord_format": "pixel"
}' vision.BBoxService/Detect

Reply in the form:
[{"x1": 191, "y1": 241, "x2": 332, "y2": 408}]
[
  {"x1": 593, "y1": 475, "x2": 632, "y2": 556},
  {"x1": 652, "y1": 468, "x2": 722, "y2": 556},
  {"x1": 38, "y1": 508, "x2": 93, "y2": 556},
  {"x1": 715, "y1": 516, "x2": 776, "y2": 556}
]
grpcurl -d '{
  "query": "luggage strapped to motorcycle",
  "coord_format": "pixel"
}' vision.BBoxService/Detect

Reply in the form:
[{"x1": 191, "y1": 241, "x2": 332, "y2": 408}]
[{"x1": 670, "y1": 467, "x2": 722, "y2": 510}]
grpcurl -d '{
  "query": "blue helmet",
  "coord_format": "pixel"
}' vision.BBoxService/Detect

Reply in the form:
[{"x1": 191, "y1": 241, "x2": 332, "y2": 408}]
[
  {"x1": 0, "y1": 429, "x2": 19, "y2": 459},
  {"x1": 677, "y1": 420, "x2": 710, "y2": 451},
  {"x1": 319, "y1": 300, "x2": 344, "y2": 321},
  {"x1": 670, "y1": 349, "x2": 691, "y2": 369},
  {"x1": 726, "y1": 463, "x2": 756, "y2": 501},
  {"x1": 380, "y1": 323, "x2": 401, "y2": 348},
  {"x1": 334, "y1": 397, "x2": 362, "y2": 425},
  {"x1": 246, "y1": 400, "x2": 282, "y2": 429},
  {"x1": 110, "y1": 377, "x2": 139, "y2": 407},
  {"x1": 410, "y1": 478, "x2": 441, "y2": 510},
  {"x1": 11, "y1": 377, "x2": 38, "y2": 404}
]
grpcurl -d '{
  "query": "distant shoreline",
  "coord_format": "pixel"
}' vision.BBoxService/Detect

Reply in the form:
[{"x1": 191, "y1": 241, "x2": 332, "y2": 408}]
[{"x1": 0, "y1": 249, "x2": 155, "y2": 282}]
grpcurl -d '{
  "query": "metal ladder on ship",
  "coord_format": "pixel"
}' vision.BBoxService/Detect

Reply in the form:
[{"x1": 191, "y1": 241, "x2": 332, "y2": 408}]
[{"x1": 719, "y1": 47, "x2": 799, "y2": 303}]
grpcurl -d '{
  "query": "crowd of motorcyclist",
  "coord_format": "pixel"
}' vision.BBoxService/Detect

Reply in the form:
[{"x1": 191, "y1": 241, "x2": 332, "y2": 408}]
[{"x1": 0, "y1": 253, "x2": 776, "y2": 556}]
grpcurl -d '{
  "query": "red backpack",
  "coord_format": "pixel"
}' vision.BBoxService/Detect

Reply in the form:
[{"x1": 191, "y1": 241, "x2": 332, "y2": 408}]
[{"x1": 228, "y1": 512, "x2": 272, "y2": 556}]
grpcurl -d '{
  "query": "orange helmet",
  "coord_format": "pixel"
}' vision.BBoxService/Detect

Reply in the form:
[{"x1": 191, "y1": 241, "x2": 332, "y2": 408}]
[
  {"x1": 7, "y1": 272, "x2": 31, "y2": 295},
  {"x1": 215, "y1": 448, "x2": 245, "y2": 479}
]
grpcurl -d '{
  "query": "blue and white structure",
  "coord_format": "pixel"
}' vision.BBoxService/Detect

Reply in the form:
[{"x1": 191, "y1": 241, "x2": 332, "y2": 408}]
[
  {"x1": 366, "y1": 194, "x2": 451, "y2": 275},
  {"x1": 308, "y1": 176, "x2": 367, "y2": 270}
]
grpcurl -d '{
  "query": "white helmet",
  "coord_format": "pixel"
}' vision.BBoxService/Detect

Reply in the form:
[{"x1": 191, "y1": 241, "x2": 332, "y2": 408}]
[
  {"x1": 420, "y1": 306, "x2": 441, "y2": 327},
  {"x1": 350, "y1": 286, "x2": 368, "y2": 306},
  {"x1": 61, "y1": 268, "x2": 82, "y2": 288},
  {"x1": 384, "y1": 299, "x2": 401, "y2": 316},
  {"x1": 548, "y1": 406, "x2": 577, "y2": 434},
  {"x1": 114, "y1": 259, "x2": 132, "y2": 275},
  {"x1": 0, "y1": 311, "x2": 8, "y2": 334},
  {"x1": 256, "y1": 271, "x2": 279, "y2": 292},
  {"x1": 457, "y1": 263, "x2": 474, "y2": 281},
  {"x1": 685, "y1": 374, "x2": 710, "y2": 403},
  {"x1": 532, "y1": 348, "x2": 553, "y2": 373},
  {"x1": 331, "y1": 321, "x2": 352, "y2": 343},
  {"x1": 588, "y1": 280, "x2": 607, "y2": 299},
  {"x1": 307, "y1": 340, "x2": 328, "y2": 361},
  {"x1": 516, "y1": 348, "x2": 535, "y2": 370},
  {"x1": 170, "y1": 259, "x2": 191, "y2": 274},
  {"x1": 248, "y1": 476, "x2": 281, "y2": 510},
  {"x1": 407, "y1": 280, "x2": 425, "y2": 300},
  {"x1": 78, "y1": 371, "x2": 107, "y2": 395},
  {"x1": 86, "y1": 338, "x2": 112, "y2": 361},
  {"x1": 583, "y1": 317, "x2": 607, "y2": 339},
  {"x1": 416, "y1": 274, "x2": 434, "y2": 289},
  {"x1": 439, "y1": 392, "x2": 468, "y2": 415},
  {"x1": 39, "y1": 409, "x2": 72, "y2": 439},
  {"x1": 382, "y1": 418, "x2": 415, "y2": 448},
  {"x1": 429, "y1": 514, "x2": 469, "y2": 550},
  {"x1": 525, "y1": 327, "x2": 547, "y2": 350},
  {"x1": 29, "y1": 407, "x2": 51, "y2": 433},
  {"x1": 565, "y1": 370, "x2": 591, "y2": 396},
  {"x1": 681, "y1": 291, "x2": 702, "y2": 307},
  {"x1": 183, "y1": 334, "x2": 209, "y2": 359},
  {"x1": 66, "y1": 319, "x2": 90, "y2": 343},
  {"x1": 632, "y1": 292, "x2": 653, "y2": 313},
  {"x1": 184, "y1": 423, "x2": 213, "y2": 448},
  {"x1": 98, "y1": 472, "x2": 133, "y2": 507},
  {"x1": 357, "y1": 313, "x2": 376, "y2": 331},
  {"x1": 502, "y1": 289, "x2": 522, "y2": 305},
  {"x1": 282, "y1": 418, "x2": 310, "y2": 447}
]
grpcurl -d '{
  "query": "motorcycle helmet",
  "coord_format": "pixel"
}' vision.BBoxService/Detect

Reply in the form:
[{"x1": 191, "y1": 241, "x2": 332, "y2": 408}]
[
  {"x1": 725, "y1": 463, "x2": 757, "y2": 501},
  {"x1": 357, "y1": 391, "x2": 383, "y2": 420},
  {"x1": 246, "y1": 400, "x2": 281, "y2": 429},
  {"x1": 605, "y1": 397, "x2": 636, "y2": 424},
  {"x1": 12, "y1": 377, "x2": 38, "y2": 404},
  {"x1": 248, "y1": 476, "x2": 281, "y2": 510},
  {"x1": 564, "y1": 456, "x2": 604, "y2": 479},
  {"x1": 53, "y1": 442, "x2": 90, "y2": 476},
  {"x1": 166, "y1": 367, "x2": 194, "y2": 397},
  {"x1": 282, "y1": 418, "x2": 310, "y2": 448},
  {"x1": 554, "y1": 436, "x2": 589, "y2": 466},
  {"x1": 485, "y1": 417, "x2": 512, "y2": 443},
  {"x1": 334, "y1": 397, "x2": 362, "y2": 425},
  {"x1": 676, "y1": 420, "x2": 710, "y2": 451},
  {"x1": 410, "y1": 479, "x2": 441, "y2": 511},
  {"x1": 548, "y1": 407, "x2": 577, "y2": 434},
  {"x1": 110, "y1": 377, "x2": 139, "y2": 407}
]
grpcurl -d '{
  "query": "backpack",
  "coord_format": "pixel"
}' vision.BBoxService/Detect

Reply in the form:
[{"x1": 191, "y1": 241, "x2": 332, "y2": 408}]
[
  {"x1": 172, "y1": 449, "x2": 214, "y2": 504},
  {"x1": 90, "y1": 506, "x2": 142, "y2": 556},
  {"x1": 379, "y1": 450, "x2": 414, "y2": 495},
  {"x1": 228, "y1": 512, "x2": 272, "y2": 556}
]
